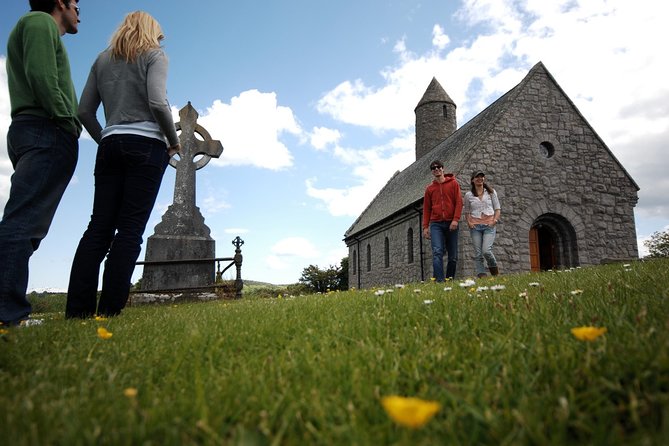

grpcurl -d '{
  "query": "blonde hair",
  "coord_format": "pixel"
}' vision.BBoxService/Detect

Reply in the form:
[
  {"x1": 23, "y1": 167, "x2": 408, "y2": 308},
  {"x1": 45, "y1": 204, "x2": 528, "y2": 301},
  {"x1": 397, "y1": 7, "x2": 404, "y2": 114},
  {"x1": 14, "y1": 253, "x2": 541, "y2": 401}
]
[{"x1": 110, "y1": 11, "x2": 164, "y2": 62}]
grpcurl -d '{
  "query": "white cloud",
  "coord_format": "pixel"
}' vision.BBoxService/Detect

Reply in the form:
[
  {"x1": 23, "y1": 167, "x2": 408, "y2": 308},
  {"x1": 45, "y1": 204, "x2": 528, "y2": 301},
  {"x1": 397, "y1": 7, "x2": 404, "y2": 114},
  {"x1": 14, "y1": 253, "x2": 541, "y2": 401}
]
[
  {"x1": 265, "y1": 236, "x2": 321, "y2": 278},
  {"x1": 176, "y1": 90, "x2": 302, "y2": 171},
  {"x1": 315, "y1": 79, "x2": 406, "y2": 130},
  {"x1": 637, "y1": 236, "x2": 650, "y2": 258},
  {"x1": 432, "y1": 24, "x2": 450, "y2": 50},
  {"x1": 309, "y1": 126, "x2": 341, "y2": 150},
  {"x1": 321, "y1": 246, "x2": 350, "y2": 269},
  {"x1": 201, "y1": 194, "x2": 231, "y2": 214},
  {"x1": 454, "y1": 0, "x2": 524, "y2": 33},
  {"x1": 306, "y1": 133, "x2": 415, "y2": 217},
  {"x1": 263, "y1": 236, "x2": 348, "y2": 283},
  {"x1": 310, "y1": 0, "x2": 669, "y2": 224},
  {"x1": 271, "y1": 237, "x2": 320, "y2": 258}
]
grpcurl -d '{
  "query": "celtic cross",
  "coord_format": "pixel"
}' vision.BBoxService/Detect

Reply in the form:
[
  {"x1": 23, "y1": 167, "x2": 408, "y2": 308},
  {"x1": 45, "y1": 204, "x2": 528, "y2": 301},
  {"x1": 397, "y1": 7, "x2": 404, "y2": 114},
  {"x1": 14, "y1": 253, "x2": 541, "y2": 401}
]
[{"x1": 171, "y1": 102, "x2": 223, "y2": 208}]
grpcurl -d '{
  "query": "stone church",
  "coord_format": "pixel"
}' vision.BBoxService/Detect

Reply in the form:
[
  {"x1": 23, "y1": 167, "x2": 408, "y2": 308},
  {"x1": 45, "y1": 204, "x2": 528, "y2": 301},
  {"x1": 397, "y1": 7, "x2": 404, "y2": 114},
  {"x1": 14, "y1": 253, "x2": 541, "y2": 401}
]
[{"x1": 344, "y1": 62, "x2": 639, "y2": 289}]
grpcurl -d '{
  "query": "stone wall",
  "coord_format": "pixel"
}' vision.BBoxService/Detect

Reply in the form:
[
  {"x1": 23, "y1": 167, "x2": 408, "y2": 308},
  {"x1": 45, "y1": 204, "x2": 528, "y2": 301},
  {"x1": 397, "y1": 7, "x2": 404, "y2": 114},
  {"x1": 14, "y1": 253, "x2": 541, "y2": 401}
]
[{"x1": 348, "y1": 210, "x2": 425, "y2": 289}]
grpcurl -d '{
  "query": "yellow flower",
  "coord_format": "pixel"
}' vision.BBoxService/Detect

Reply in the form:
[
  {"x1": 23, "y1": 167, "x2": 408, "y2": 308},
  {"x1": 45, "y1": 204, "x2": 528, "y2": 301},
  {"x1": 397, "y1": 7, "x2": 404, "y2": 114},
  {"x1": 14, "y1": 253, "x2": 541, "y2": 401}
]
[
  {"x1": 571, "y1": 326, "x2": 607, "y2": 341},
  {"x1": 381, "y1": 395, "x2": 441, "y2": 429},
  {"x1": 123, "y1": 387, "x2": 138, "y2": 398},
  {"x1": 94, "y1": 316, "x2": 107, "y2": 321},
  {"x1": 97, "y1": 327, "x2": 113, "y2": 340},
  {"x1": 0, "y1": 328, "x2": 9, "y2": 335}
]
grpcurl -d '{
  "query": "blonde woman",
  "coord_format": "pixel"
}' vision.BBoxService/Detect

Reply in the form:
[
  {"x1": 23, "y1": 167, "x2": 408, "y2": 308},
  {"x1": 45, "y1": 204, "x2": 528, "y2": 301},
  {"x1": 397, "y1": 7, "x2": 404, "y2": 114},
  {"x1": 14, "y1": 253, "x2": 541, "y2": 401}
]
[
  {"x1": 464, "y1": 170, "x2": 501, "y2": 278},
  {"x1": 66, "y1": 11, "x2": 180, "y2": 318}
]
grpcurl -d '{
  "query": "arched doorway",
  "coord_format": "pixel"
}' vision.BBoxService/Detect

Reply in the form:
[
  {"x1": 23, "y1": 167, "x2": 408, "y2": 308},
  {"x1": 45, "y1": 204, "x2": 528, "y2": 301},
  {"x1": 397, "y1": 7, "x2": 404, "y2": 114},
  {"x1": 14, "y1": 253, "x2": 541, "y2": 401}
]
[{"x1": 529, "y1": 213, "x2": 579, "y2": 271}]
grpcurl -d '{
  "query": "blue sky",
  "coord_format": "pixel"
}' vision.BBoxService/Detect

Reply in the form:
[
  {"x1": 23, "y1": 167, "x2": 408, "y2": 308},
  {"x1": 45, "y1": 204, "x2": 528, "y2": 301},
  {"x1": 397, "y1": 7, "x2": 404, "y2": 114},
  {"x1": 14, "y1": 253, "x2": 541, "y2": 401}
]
[{"x1": 1, "y1": 0, "x2": 668, "y2": 290}]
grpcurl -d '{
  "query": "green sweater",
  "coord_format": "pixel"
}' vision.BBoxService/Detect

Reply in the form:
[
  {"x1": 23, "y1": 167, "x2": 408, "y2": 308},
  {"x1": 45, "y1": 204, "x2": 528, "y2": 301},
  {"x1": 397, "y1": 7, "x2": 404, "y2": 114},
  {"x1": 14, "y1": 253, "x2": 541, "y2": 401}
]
[{"x1": 6, "y1": 12, "x2": 81, "y2": 137}]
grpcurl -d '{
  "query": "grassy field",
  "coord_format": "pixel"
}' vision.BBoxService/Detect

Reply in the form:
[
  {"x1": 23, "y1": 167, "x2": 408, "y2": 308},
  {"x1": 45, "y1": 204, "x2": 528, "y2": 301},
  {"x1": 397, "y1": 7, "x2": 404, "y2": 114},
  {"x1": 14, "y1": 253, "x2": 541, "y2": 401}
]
[{"x1": 1, "y1": 259, "x2": 668, "y2": 445}]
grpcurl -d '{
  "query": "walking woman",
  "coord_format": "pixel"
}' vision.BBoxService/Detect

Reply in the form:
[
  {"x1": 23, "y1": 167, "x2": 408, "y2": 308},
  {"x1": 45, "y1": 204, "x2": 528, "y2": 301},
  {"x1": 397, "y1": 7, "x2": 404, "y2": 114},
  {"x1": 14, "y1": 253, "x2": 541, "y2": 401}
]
[
  {"x1": 464, "y1": 170, "x2": 501, "y2": 278},
  {"x1": 66, "y1": 11, "x2": 180, "y2": 318}
]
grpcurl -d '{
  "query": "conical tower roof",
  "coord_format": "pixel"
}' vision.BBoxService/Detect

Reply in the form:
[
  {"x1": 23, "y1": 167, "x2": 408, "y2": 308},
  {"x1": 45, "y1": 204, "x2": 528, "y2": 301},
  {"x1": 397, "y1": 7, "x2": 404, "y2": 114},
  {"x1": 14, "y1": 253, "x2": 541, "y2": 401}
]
[{"x1": 414, "y1": 77, "x2": 455, "y2": 110}]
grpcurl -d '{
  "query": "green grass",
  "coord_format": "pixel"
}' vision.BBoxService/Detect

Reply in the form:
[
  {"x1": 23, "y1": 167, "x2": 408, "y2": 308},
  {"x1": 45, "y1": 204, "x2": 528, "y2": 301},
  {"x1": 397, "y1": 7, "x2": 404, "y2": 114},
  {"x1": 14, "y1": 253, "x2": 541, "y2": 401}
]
[{"x1": 2, "y1": 259, "x2": 669, "y2": 445}]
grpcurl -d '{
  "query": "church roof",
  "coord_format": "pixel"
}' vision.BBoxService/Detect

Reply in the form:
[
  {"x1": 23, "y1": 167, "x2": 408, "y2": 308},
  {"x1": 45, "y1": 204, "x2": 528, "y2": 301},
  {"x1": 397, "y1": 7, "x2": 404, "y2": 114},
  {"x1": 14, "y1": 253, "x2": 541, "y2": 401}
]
[
  {"x1": 344, "y1": 61, "x2": 639, "y2": 240},
  {"x1": 415, "y1": 77, "x2": 456, "y2": 109}
]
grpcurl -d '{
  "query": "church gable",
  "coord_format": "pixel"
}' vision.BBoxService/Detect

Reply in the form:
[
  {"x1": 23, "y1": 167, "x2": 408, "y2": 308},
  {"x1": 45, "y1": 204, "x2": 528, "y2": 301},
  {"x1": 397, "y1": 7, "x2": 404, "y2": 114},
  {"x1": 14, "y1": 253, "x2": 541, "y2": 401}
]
[{"x1": 482, "y1": 62, "x2": 638, "y2": 198}]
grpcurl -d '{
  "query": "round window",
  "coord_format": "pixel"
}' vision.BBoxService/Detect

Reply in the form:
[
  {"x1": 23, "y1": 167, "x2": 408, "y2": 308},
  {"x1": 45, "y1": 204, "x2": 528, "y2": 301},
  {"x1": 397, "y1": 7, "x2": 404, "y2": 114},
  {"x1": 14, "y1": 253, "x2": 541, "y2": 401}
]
[{"x1": 539, "y1": 141, "x2": 555, "y2": 158}]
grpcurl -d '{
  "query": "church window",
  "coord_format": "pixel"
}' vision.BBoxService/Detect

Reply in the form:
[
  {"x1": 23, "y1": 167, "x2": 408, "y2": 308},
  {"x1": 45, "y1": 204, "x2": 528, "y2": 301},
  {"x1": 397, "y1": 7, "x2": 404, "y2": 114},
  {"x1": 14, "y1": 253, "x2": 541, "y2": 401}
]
[
  {"x1": 384, "y1": 237, "x2": 390, "y2": 268},
  {"x1": 539, "y1": 141, "x2": 555, "y2": 158},
  {"x1": 407, "y1": 228, "x2": 414, "y2": 263},
  {"x1": 352, "y1": 250, "x2": 357, "y2": 275},
  {"x1": 366, "y1": 244, "x2": 372, "y2": 272},
  {"x1": 442, "y1": 105, "x2": 448, "y2": 118}
]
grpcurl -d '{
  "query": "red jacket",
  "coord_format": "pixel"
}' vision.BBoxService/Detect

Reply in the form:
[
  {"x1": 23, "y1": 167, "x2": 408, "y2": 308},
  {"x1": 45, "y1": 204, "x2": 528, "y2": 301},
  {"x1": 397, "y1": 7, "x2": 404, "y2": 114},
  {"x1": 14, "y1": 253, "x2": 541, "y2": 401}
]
[{"x1": 423, "y1": 174, "x2": 463, "y2": 228}]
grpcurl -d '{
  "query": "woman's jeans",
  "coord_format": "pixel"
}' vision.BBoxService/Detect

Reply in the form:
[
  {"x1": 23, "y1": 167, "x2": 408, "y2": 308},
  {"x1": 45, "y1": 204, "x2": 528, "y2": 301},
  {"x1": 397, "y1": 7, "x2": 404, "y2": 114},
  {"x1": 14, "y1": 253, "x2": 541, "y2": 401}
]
[
  {"x1": 0, "y1": 116, "x2": 78, "y2": 325},
  {"x1": 429, "y1": 221, "x2": 459, "y2": 282},
  {"x1": 66, "y1": 134, "x2": 169, "y2": 318},
  {"x1": 470, "y1": 224, "x2": 497, "y2": 276}
]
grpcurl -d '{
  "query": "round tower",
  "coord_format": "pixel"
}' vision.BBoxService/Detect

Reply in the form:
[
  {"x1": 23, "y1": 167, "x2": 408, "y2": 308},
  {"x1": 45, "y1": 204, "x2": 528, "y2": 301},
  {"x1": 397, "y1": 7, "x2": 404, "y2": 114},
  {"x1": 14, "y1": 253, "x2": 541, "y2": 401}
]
[{"x1": 414, "y1": 77, "x2": 456, "y2": 161}]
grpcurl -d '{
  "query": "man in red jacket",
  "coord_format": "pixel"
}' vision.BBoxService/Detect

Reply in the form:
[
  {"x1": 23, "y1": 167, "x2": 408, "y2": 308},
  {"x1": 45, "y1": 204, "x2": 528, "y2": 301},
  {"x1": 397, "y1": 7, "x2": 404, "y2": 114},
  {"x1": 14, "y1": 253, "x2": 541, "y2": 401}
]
[{"x1": 422, "y1": 160, "x2": 463, "y2": 281}]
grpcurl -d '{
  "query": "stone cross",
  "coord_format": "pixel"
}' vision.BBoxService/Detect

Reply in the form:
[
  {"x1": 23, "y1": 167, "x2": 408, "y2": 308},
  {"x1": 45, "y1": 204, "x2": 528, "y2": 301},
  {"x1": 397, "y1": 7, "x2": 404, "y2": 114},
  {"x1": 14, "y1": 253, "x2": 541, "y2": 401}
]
[
  {"x1": 141, "y1": 102, "x2": 224, "y2": 291},
  {"x1": 171, "y1": 102, "x2": 223, "y2": 210}
]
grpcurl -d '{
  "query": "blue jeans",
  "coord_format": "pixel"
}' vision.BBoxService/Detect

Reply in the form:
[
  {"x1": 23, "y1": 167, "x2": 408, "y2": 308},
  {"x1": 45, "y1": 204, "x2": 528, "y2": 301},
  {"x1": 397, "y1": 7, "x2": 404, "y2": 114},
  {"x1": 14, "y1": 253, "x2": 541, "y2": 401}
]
[
  {"x1": 429, "y1": 221, "x2": 458, "y2": 281},
  {"x1": 66, "y1": 134, "x2": 169, "y2": 318},
  {"x1": 470, "y1": 224, "x2": 497, "y2": 276},
  {"x1": 0, "y1": 116, "x2": 78, "y2": 325}
]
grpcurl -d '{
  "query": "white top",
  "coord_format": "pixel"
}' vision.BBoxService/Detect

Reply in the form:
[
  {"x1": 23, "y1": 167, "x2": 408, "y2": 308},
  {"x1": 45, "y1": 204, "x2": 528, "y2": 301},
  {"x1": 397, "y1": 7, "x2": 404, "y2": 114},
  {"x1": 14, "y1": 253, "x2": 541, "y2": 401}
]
[
  {"x1": 101, "y1": 121, "x2": 166, "y2": 143},
  {"x1": 463, "y1": 189, "x2": 501, "y2": 218}
]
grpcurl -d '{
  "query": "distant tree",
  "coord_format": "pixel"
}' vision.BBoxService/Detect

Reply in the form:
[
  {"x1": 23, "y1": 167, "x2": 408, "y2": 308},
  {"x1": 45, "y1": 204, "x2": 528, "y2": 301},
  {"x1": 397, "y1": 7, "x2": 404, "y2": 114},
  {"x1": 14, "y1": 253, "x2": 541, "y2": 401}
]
[
  {"x1": 644, "y1": 229, "x2": 669, "y2": 258},
  {"x1": 298, "y1": 257, "x2": 350, "y2": 293},
  {"x1": 299, "y1": 264, "x2": 342, "y2": 293},
  {"x1": 337, "y1": 257, "x2": 349, "y2": 291}
]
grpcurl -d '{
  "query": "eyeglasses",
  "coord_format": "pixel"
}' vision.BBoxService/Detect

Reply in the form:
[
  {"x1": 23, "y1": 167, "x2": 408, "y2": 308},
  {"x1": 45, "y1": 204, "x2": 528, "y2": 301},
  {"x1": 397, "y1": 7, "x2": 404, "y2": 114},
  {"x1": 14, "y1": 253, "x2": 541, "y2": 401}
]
[
  {"x1": 71, "y1": 4, "x2": 80, "y2": 15},
  {"x1": 430, "y1": 166, "x2": 442, "y2": 171}
]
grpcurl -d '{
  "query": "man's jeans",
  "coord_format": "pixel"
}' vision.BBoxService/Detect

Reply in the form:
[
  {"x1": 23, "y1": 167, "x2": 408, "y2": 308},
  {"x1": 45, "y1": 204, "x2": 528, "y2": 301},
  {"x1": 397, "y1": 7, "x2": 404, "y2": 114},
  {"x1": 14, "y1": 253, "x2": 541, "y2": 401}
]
[
  {"x1": 0, "y1": 116, "x2": 78, "y2": 325},
  {"x1": 66, "y1": 134, "x2": 169, "y2": 318},
  {"x1": 429, "y1": 221, "x2": 459, "y2": 282},
  {"x1": 470, "y1": 224, "x2": 497, "y2": 276}
]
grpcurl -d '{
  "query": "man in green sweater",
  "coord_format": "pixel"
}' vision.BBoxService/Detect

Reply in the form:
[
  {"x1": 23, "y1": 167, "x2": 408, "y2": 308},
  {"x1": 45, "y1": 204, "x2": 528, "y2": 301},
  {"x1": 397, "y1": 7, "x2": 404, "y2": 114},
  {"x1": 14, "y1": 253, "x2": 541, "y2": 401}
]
[{"x1": 0, "y1": 0, "x2": 82, "y2": 326}]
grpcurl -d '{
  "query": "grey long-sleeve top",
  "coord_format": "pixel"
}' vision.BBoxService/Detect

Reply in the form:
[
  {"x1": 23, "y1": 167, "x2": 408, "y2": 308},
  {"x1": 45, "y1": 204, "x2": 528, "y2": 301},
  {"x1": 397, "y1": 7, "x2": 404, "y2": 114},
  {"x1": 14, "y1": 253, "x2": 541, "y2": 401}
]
[{"x1": 78, "y1": 48, "x2": 179, "y2": 147}]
